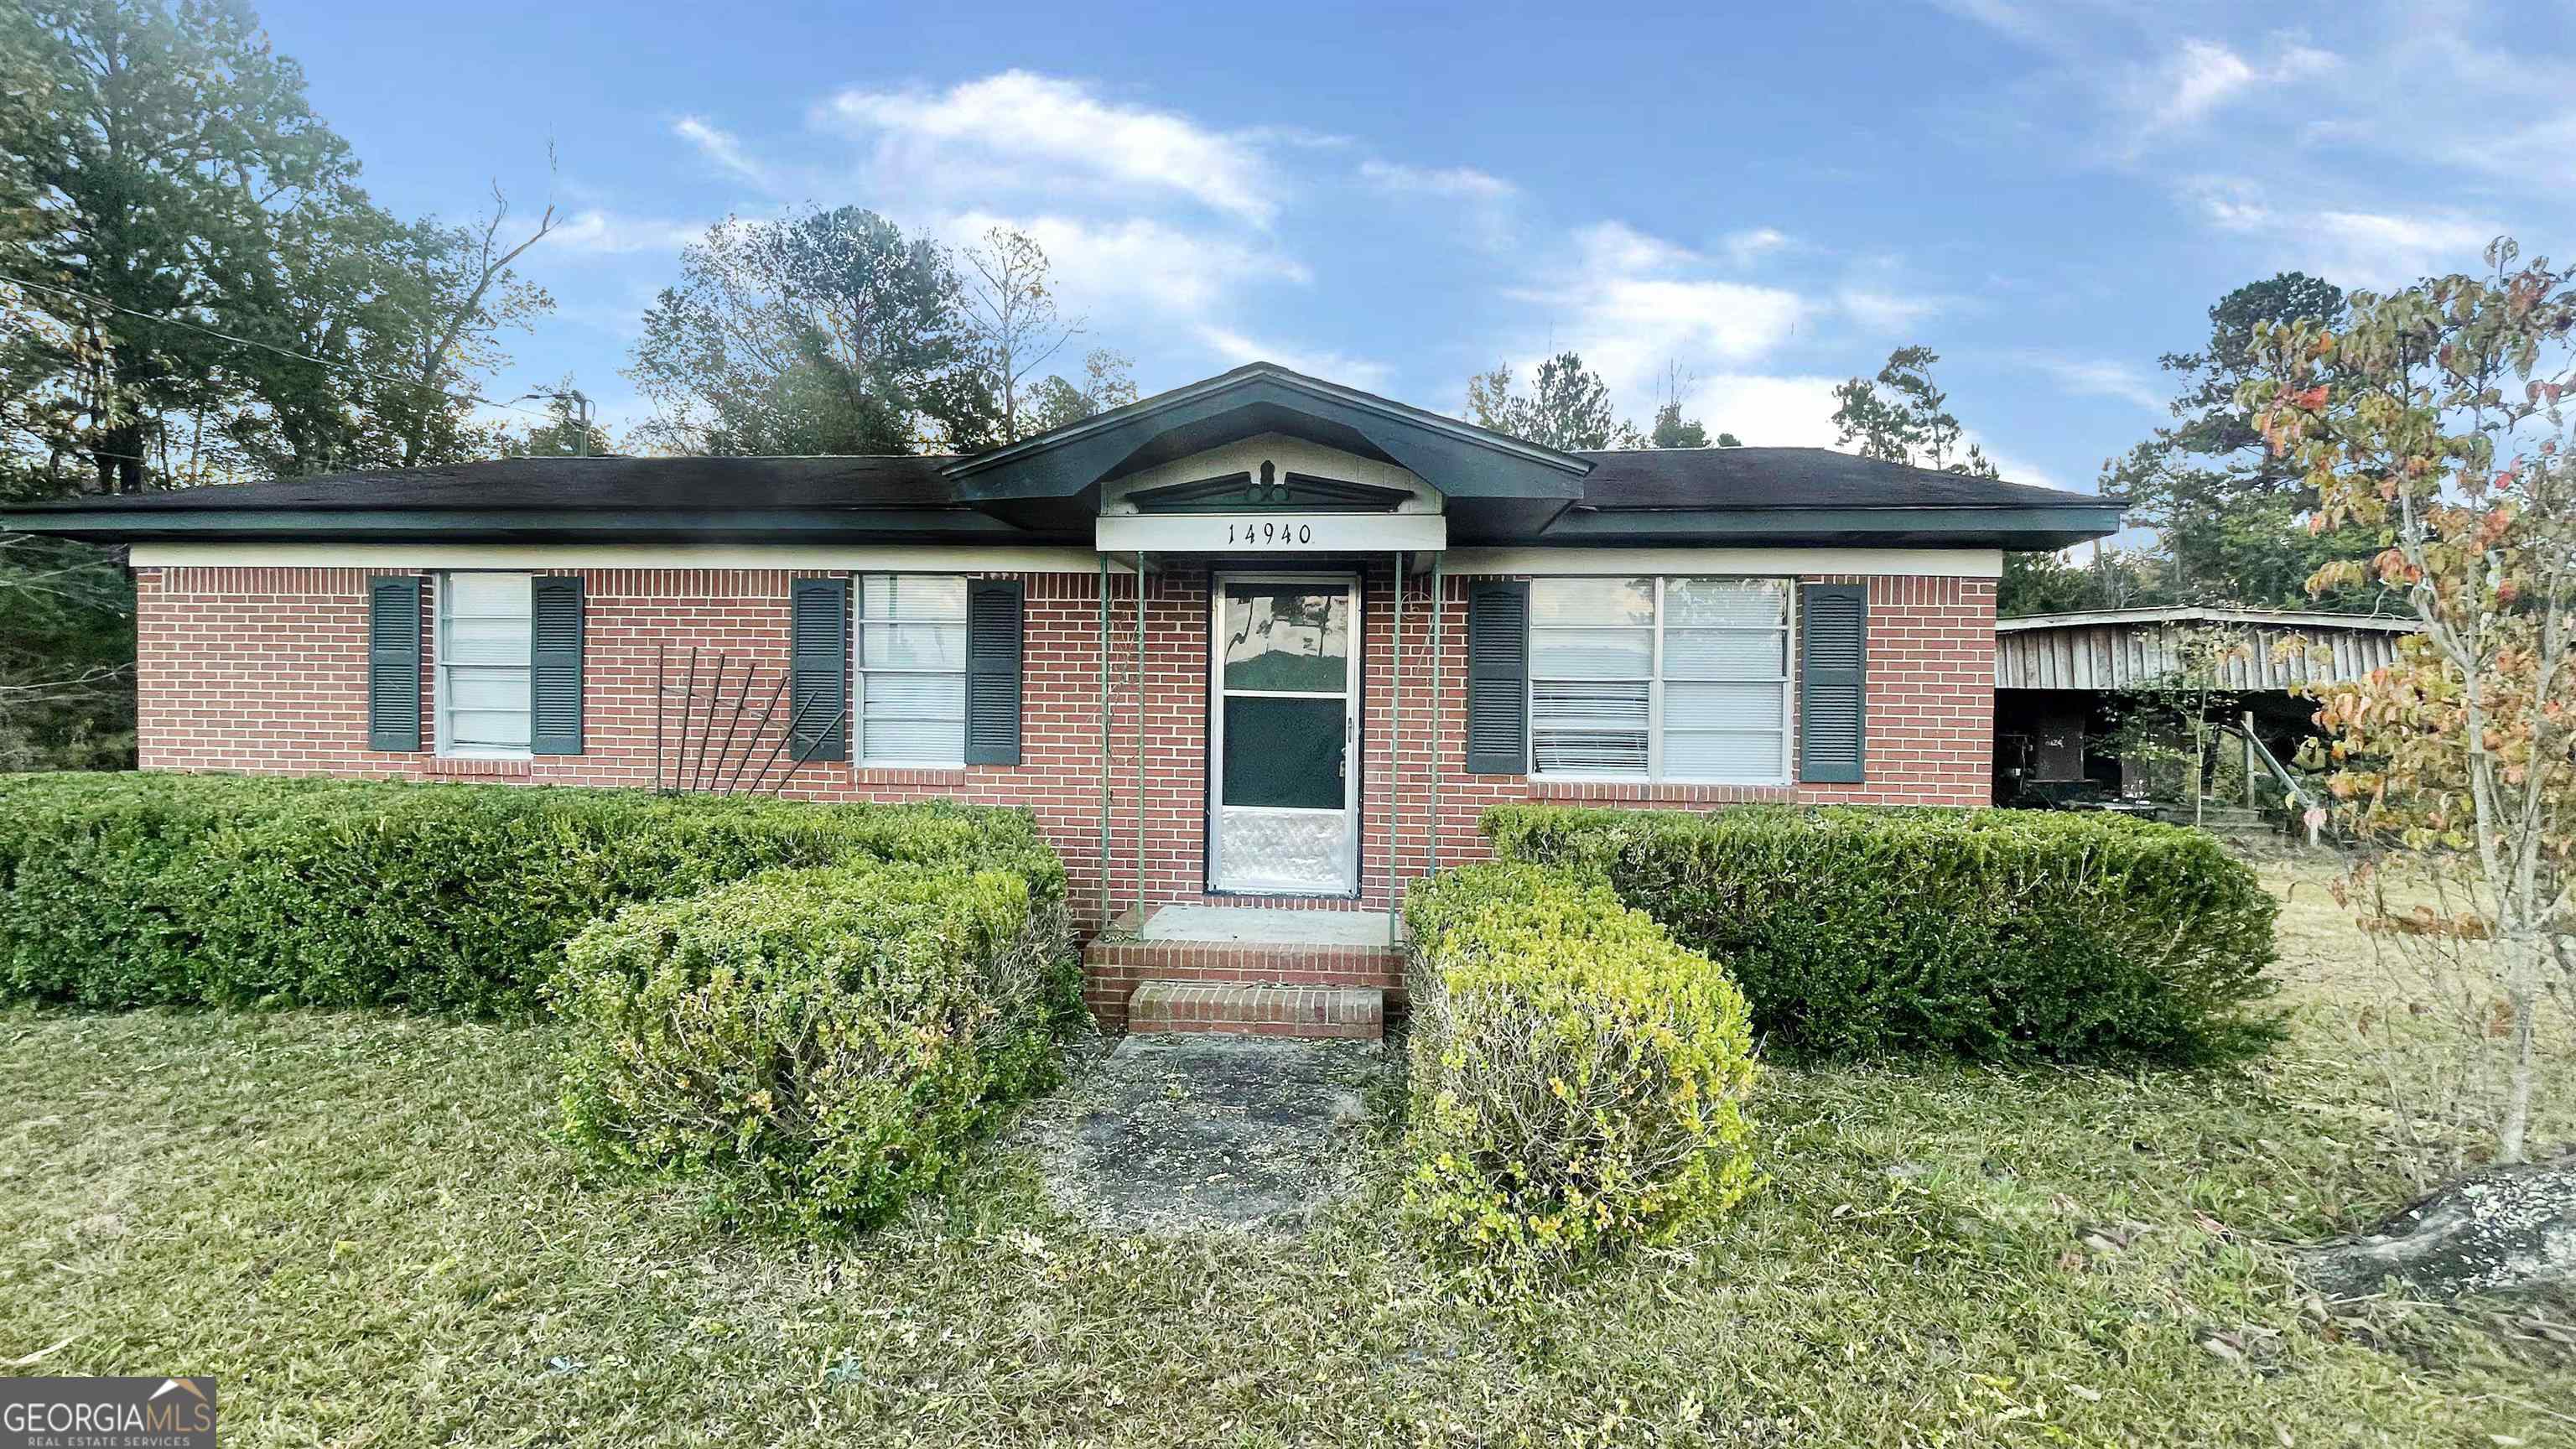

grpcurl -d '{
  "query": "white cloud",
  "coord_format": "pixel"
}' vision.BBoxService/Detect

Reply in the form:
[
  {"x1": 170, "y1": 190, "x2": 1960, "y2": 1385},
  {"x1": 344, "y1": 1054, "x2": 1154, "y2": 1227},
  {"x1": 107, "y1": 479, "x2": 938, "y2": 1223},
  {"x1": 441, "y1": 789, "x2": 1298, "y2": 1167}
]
[
  {"x1": 821, "y1": 71, "x2": 1277, "y2": 225},
  {"x1": 2122, "y1": 38, "x2": 2338, "y2": 144},
  {"x1": 1357, "y1": 159, "x2": 1515, "y2": 200},
  {"x1": 1836, "y1": 286, "x2": 1948, "y2": 333},
  {"x1": 1925, "y1": 0, "x2": 2053, "y2": 44},
  {"x1": 2012, "y1": 352, "x2": 2167, "y2": 412},
  {"x1": 547, "y1": 210, "x2": 706, "y2": 255},
  {"x1": 2311, "y1": 210, "x2": 2503, "y2": 285},
  {"x1": 1194, "y1": 326, "x2": 1393, "y2": 392},
  {"x1": 673, "y1": 116, "x2": 776, "y2": 190},
  {"x1": 2186, "y1": 175, "x2": 2274, "y2": 231},
  {"x1": 2180, "y1": 177, "x2": 2506, "y2": 286},
  {"x1": 1504, "y1": 222, "x2": 1806, "y2": 408},
  {"x1": 2153, "y1": 39, "x2": 2261, "y2": 131},
  {"x1": 1679, "y1": 373, "x2": 1846, "y2": 448},
  {"x1": 1722, "y1": 227, "x2": 1792, "y2": 266},
  {"x1": 937, "y1": 211, "x2": 1307, "y2": 319}
]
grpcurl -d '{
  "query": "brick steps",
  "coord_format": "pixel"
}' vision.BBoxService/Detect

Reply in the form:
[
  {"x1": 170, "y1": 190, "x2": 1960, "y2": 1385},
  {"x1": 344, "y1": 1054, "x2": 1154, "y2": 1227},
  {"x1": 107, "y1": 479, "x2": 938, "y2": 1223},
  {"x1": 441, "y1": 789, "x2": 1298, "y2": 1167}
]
[
  {"x1": 1127, "y1": 979, "x2": 1384, "y2": 1040},
  {"x1": 1083, "y1": 932, "x2": 1404, "y2": 1033}
]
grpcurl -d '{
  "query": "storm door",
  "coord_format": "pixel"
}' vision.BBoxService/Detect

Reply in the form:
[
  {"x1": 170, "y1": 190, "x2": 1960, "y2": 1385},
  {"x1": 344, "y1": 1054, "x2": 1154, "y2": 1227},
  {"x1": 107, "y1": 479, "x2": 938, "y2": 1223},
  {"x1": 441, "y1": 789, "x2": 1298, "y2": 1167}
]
[{"x1": 1208, "y1": 574, "x2": 1359, "y2": 894}]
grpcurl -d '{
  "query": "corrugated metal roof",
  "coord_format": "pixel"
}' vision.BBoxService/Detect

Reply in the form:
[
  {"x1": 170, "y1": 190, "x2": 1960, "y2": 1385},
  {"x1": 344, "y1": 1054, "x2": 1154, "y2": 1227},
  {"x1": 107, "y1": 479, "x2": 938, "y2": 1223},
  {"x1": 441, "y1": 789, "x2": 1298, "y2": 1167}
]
[{"x1": 1996, "y1": 609, "x2": 2417, "y2": 692}]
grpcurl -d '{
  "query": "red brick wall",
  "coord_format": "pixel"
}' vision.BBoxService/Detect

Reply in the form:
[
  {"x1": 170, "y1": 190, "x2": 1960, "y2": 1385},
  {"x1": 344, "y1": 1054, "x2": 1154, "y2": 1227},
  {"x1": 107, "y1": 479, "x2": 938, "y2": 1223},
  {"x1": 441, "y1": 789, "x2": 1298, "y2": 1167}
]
[
  {"x1": 132, "y1": 562, "x2": 1994, "y2": 927},
  {"x1": 1399, "y1": 572, "x2": 1997, "y2": 885}
]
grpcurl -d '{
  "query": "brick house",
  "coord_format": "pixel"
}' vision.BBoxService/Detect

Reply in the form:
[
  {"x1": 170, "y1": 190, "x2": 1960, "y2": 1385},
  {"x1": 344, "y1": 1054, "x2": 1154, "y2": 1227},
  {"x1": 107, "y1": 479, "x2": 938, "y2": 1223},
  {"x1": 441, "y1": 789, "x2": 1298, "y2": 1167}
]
[{"x1": 5, "y1": 363, "x2": 2122, "y2": 1036}]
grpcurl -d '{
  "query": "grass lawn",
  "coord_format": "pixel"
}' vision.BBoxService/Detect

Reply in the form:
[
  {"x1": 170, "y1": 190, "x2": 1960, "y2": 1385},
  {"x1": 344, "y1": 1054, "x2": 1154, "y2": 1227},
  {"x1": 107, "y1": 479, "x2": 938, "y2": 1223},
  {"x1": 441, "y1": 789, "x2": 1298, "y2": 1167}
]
[{"x1": 3, "y1": 856, "x2": 2571, "y2": 1446}]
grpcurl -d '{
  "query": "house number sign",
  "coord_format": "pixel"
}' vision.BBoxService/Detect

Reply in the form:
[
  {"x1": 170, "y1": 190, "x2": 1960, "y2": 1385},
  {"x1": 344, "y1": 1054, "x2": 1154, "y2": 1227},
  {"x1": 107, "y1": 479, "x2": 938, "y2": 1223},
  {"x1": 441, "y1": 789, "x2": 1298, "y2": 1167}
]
[
  {"x1": 1095, "y1": 513, "x2": 1448, "y2": 554},
  {"x1": 1224, "y1": 519, "x2": 1315, "y2": 547}
]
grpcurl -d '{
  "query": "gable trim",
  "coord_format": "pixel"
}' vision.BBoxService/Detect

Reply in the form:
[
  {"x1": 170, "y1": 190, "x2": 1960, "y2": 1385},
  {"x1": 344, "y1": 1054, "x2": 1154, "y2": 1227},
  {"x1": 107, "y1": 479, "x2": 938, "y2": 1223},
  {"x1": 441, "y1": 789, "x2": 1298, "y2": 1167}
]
[{"x1": 945, "y1": 363, "x2": 1591, "y2": 482}]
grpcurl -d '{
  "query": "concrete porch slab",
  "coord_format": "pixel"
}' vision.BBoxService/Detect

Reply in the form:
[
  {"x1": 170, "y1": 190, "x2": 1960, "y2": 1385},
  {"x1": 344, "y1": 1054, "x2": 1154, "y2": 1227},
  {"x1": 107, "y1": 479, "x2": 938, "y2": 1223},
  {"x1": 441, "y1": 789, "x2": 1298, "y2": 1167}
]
[{"x1": 1136, "y1": 905, "x2": 1396, "y2": 947}]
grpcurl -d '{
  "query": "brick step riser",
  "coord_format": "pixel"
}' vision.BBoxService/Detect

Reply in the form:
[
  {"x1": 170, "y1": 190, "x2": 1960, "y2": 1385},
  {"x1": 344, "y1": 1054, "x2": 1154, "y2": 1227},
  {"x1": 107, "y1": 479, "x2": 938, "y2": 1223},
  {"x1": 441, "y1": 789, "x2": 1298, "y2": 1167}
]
[
  {"x1": 1083, "y1": 938, "x2": 1405, "y2": 1034},
  {"x1": 1123, "y1": 980, "x2": 1387, "y2": 1041}
]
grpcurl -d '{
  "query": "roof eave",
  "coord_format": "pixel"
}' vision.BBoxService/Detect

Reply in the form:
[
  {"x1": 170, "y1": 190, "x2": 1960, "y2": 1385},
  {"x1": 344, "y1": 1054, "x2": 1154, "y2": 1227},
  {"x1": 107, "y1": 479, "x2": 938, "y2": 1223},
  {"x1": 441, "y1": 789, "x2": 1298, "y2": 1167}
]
[
  {"x1": 0, "y1": 507, "x2": 1043, "y2": 545},
  {"x1": 1538, "y1": 504, "x2": 2127, "y2": 549}
]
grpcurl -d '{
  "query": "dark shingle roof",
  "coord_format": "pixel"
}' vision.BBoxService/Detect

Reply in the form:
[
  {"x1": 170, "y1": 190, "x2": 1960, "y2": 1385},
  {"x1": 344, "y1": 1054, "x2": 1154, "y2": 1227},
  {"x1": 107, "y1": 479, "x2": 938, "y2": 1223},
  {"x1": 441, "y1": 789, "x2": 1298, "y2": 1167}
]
[
  {"x1": 8, "y1": 454, "x2": 962, "y2": 512},
  {"x1": 1571, "y1": 446, "x2": 2101, "y2": 511},
  {"x1": 6, "y1": 445, "x2": 2107, "y2": 517}
]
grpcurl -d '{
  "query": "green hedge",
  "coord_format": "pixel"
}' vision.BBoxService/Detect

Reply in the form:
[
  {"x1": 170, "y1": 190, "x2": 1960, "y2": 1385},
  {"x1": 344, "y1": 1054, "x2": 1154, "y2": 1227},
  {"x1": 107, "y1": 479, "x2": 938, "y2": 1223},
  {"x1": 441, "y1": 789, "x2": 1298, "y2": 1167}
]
[
  {"x1": 1484, "y1": 804, "x2": 2282, "y2": 1065},
  {"x1": 1404, "y1": 862, "x2": 1760, "y2": 1275},
  {"x1": 0, "y1": 773, "x2": 1065, "y2": 1015},
  {"x1": 557, "y1": 861, "x2": 1072, "y2": 1231}
]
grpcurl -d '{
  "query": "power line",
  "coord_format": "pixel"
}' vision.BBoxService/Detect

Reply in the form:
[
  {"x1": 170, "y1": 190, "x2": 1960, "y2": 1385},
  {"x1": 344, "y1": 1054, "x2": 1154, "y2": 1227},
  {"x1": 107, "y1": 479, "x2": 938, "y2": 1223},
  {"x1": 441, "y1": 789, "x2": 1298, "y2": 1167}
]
[{"x1": 0, "y1": 273, "x2": 556, "y2": 421}]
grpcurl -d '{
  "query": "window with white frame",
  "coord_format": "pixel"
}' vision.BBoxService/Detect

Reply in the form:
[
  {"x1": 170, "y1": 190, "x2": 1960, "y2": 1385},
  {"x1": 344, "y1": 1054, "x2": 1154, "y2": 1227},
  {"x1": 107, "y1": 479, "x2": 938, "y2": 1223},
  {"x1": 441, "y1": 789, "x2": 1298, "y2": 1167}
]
[
  {"x1": 854, "y1": 574, "x2": 968, "y2": 766},
  {"x1": 437, "y1": 571, "x2": 533, "y2": 757},
  {"x1": 1528, "y1": 576, "x2": 1791, "y2": 782}
]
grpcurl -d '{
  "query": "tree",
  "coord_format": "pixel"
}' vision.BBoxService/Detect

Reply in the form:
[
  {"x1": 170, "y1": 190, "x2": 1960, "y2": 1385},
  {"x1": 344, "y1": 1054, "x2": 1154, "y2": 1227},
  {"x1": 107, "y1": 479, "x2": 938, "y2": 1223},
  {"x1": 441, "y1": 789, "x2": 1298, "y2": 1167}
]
[
  {"x1": 626, "y1": 207, "x2": 987, "y2": 456},
  {"x1": 1649, "y1": 399, "x2": 1709, "y2": 449},
  {"x1": 212, "y1": 196, "x2": 547, "y2": 478},
  {"x1": 1644, "y1": 360, "x2": 1709, "y2": 448},
  {"x1": 3, "y1": 0, "x2": 364, "y2": 491},
  {"x1": 1714, "y1": 431, "x2": 1742, "y2": 448},
  {"x1": 2120, "y1": 273, "x2": 2375, "y2": 607},
  {"x1": 1830, "y1": 345, "x2": 1998, "y2": 477},
  {"x1": 2244, "y1": 237, "x2": 2576, "y2": 1164},
  {"x1": 377, "y1": 187, "x2": 558, "y2": 468},
  {"x1": 2096, "y1": 624, "x2": 2253, "y2": 822},
  {"x1": 0, "y1": 532, "x2": 132, "y2": 768},
  {"x1": 0, "y1": 0, "x2": 554, "y2": 768},
  {"x1": 1465, "y1": 351, "x2": 1640, "y2": 450},
  {"x1": 501, "y1": 377, "x2": 614, "y2": 458},
  {"x1": 960, "y1": 227, "x2": 1080, "y2": 443},
  {"x1": 1024, "y1": 348, "x2": 1138, "y2": 434},
  {"x1": 1997, "y1": 545, "x2": 2159, "y2": 617},
  {"x1": 0, "y1": 1, "x2": 555, "y2": 491}
]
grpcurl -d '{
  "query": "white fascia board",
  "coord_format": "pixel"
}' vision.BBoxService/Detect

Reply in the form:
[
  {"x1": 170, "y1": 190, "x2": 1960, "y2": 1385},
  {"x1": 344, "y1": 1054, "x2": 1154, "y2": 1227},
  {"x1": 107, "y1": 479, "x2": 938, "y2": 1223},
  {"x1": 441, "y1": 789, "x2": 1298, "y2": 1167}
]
[
  {"x1": 128, "y1": 542, "x2": 1133, "y2": 573},
  {"x1": 1439, "y1": 546, "x2": 2003, "y2": 579}
]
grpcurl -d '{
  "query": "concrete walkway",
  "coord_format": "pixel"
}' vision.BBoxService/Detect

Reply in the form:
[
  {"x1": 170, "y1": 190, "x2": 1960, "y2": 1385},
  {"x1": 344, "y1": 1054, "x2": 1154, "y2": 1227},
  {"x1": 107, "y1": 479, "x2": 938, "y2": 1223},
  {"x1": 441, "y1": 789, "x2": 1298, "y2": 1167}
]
[{"x1": 1013, "y1": 1035, "x2": 1387, "y2": 1234}]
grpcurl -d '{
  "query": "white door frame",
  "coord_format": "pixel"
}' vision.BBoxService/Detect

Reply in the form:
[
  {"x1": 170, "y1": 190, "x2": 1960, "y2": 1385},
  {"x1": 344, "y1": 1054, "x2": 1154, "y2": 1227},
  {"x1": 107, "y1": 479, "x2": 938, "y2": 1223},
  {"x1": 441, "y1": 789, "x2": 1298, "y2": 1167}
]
[{"x1": 1207, "y1": 569, "x2": 1362, "y2": 895}]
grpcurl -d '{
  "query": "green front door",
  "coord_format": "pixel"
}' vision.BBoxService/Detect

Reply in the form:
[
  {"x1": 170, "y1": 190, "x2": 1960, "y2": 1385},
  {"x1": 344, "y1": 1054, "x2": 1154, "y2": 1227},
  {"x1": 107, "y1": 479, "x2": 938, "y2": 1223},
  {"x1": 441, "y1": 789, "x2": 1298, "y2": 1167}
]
[{"x1": 1208, "y1": 574, "x2": 1358, "y2": 894}]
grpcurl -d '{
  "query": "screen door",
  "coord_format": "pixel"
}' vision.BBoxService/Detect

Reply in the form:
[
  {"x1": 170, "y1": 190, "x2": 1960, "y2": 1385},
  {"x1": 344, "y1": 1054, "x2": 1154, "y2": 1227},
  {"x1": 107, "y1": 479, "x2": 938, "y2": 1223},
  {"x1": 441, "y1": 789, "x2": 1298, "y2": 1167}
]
[{"x1": 1208, "y1": 574, "x2": 1359, "y2": 894}]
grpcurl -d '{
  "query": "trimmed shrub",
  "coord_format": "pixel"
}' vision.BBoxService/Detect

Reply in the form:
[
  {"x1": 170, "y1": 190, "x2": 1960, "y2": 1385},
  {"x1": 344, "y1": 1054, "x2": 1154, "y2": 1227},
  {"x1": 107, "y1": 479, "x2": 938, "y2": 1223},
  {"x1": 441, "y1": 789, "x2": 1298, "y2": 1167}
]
[
  {"x1": 556, "y1": 861, "x2": 1069, "y2": 1230},
  {"x1": 1404, "y1": 862, "x2": 1760, "y2": 1275},
  {"x1": 0, "y1": 772, "x2": 351, "y2": 1006},
  {"x1": 0, "y1": 773, "x2": 1067, "y2": 1015},
  {"x1": 1484, "y1": 803, "x2": 2283, "y2": 1065}
]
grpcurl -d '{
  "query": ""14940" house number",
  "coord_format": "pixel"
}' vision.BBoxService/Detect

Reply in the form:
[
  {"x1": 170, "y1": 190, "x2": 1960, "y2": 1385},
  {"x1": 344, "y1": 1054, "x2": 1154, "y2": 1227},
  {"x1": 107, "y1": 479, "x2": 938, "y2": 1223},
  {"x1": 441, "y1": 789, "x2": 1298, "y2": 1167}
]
[{"x1": 1226, "y1": 520, "x2": 1315, "y2": 547}]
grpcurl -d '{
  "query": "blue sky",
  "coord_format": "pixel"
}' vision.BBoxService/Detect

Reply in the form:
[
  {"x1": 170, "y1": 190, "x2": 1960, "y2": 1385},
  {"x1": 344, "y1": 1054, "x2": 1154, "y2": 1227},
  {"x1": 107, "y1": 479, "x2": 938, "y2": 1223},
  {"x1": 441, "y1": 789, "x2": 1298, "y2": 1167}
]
[{"x1": 257, "y1": 0, "x2": 2570, "y2": 492}]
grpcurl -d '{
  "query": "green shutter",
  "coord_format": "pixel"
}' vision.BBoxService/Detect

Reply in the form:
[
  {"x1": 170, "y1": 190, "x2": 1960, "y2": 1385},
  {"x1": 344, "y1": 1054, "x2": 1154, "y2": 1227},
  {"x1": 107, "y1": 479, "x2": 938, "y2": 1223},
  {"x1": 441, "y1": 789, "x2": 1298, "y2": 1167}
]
[
  {"x1": 366, "y1": 575, "x2": 422, "y2": 752},
  {"x1": 1464, "y1": 580, "x2": 1530, "y2": 775},
  {"x1": 963, "y1": 579, "x2": 1024, "y2": 766},
  {"x1": 530, "y1": 574, "x2": 584, "y2": 755},
  {"x1": 1798, "y1": 583, "x2": 1868, "y2": 783},
  {"x1": 788, "y1": 576, "x2": 849, "y2": 762}
]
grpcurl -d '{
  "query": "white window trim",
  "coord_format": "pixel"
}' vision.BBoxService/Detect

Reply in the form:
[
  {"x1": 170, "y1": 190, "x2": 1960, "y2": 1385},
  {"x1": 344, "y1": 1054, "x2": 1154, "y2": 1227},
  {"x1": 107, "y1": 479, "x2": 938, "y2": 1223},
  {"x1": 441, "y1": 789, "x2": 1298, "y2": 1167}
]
[
  {"x1": 1526, "y1": 575, "x2": 1796, "y2": 787},
  {"x1": 852, "y1": 572, "x2": 970, "y2": 770},
  {"x1": 434, "y1": 570, "x2": 535, "y2": 761}
]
